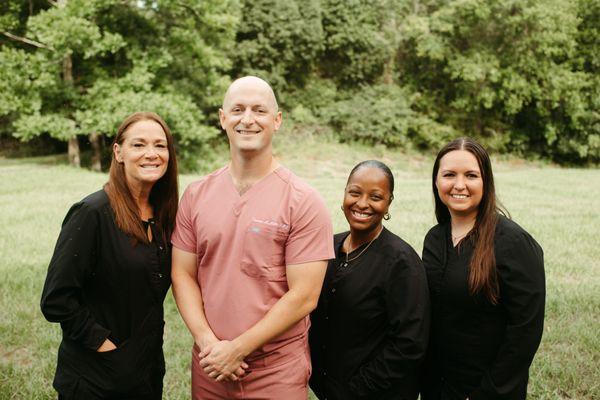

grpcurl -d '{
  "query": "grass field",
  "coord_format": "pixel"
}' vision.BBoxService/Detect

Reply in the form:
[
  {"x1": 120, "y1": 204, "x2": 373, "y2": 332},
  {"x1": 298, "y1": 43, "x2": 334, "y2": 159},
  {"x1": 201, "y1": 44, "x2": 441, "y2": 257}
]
[{"x1": 0, "y1": 134, "x2": 599, "y2": 399}]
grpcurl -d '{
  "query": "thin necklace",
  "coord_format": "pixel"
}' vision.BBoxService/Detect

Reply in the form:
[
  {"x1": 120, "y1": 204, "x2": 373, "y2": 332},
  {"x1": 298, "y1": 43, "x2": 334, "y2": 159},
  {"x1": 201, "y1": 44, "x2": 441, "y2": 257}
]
[
  {"x1": 451, "y1": 220, "x2": 475, "y2": 241},
  {"x1": 451, "y1": 231, "x2": 470, "y2": 241},
  {"x1": 341, "y1": 227, "x2": 383, "y2": 268}
]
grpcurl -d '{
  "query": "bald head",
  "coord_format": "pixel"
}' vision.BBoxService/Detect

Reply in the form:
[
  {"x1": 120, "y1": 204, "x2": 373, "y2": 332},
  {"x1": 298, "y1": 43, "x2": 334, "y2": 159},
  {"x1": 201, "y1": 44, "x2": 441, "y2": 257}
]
[{"x1": 222, "y1": 76, "x2": 279, "y2": 114}]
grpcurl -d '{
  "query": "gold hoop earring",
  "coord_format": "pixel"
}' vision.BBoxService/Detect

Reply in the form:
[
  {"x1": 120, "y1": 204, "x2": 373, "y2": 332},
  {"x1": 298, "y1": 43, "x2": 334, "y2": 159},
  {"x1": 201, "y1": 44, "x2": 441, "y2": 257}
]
[
  {"x1": 340, "y1": 205, "x2": 344, "y2": 212},
  {"x1": 383, "y1": 213, "x2": 391, "y2": 220}
]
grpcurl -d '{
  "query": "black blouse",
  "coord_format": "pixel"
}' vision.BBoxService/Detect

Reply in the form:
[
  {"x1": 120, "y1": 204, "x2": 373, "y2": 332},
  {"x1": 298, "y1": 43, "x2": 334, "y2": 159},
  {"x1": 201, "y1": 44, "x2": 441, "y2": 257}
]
[
  {"x1": 309, "y1": 227, "x2": 431, "y2": 400},
  {"x1": 40, "y1": 189, "x2": 171, "y2": 399},
  {"x1": 420, "y1": 215, "x2": 545, "y2": 400}
]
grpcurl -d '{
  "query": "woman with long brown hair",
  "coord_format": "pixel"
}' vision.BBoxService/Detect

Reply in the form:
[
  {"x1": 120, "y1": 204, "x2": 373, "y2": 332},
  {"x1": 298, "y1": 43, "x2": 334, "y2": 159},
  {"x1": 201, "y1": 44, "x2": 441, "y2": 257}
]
[
  {"x1": 420, "y1": 137, "x2": 545, "y2": 399},
  {"x1": 41, "y1": 111, "x2": 178, "y2": 399}
]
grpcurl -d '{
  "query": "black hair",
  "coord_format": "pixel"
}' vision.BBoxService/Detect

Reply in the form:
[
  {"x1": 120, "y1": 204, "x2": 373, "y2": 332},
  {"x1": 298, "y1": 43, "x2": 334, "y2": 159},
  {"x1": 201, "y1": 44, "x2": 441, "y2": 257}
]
[{"x1": 347, "y1": 160, "x2": 394, "y2": 199}]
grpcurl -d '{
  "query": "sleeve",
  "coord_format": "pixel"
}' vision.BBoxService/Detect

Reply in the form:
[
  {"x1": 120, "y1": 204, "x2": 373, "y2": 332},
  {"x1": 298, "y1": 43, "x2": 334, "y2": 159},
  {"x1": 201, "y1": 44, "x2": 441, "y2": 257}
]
[
  {"x1": 171, "y1": 185, "x2": 197, "y2": 253},
  {"x1": 285, "y1": 189, "x2": 334, "y2": 265},
  {"x1": 40, "y1": 201, "x2": 111, "y2": 350},
  {"x1": 348, "y1": 250, "x2": 431, "y2": 397},
  {"x1": 469, "y1": 232, "x2": 545, "y2": 399},
  {"x1": 422, "y1": 228, "x2": 445, "y2": 269}
]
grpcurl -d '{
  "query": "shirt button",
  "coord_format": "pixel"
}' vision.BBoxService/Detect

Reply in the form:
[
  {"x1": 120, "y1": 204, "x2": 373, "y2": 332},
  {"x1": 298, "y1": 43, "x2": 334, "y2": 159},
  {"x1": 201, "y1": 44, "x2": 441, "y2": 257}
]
[
  {"x1": 331, "y1": 288, "x2": 336, "y2": 293},
  {"x1": 325, "y1": 316, "x2": 329, "y2": 320},
  {"x1": 158, "y1": 273, "x2": 163, "y2": 278}
]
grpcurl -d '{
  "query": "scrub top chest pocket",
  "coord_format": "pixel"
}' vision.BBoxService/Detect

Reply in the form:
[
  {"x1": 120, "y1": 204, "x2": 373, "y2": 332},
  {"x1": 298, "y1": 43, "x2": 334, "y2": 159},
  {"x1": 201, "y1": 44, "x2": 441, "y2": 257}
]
[{"x1": 241, "y1": 222, "x2": 289, "y2": 282}]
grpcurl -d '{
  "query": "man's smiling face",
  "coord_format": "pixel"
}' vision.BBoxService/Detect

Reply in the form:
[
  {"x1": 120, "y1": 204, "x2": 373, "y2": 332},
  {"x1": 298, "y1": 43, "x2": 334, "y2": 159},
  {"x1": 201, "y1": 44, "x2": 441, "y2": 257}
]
[{"x1": 219, "y1": 77, "x2": 282, "y2": 155}]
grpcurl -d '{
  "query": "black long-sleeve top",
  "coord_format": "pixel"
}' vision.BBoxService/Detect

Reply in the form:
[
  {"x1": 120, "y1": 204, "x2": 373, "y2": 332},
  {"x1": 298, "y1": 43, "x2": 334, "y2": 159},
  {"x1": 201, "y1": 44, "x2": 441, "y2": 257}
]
[
  {"x1": 40, "y1": 189, "x2": 171, "y2": 399},
  {"x1": 309, "y1": 227, "x2": 431, "y2": 400},
  {"x1": 420, "y1": 215, "x2": 545, "y2": 400}
]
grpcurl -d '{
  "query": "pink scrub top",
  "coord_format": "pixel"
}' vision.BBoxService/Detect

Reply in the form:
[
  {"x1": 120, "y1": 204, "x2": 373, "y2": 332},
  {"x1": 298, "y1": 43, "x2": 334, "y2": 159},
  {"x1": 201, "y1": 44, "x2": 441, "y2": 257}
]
[{"x1": 172, "y1": 166, "x2": 334, "y2": 364}]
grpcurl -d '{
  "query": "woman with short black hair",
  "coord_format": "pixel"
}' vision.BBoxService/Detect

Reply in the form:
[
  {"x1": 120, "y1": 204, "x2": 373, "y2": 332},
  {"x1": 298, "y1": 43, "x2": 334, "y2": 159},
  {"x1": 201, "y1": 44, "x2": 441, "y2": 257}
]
[{"x1": 310, "y1": 160, "x2": 430, "y2": 400}]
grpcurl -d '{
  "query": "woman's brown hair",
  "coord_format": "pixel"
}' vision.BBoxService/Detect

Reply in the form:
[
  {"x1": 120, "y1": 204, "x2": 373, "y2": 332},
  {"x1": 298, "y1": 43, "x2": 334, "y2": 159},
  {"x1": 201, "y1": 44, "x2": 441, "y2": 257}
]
[
  {"x1": 104, "y1": 111, "x2": 179, "y2": 244},
  {"x1": 432, "y1": 137, "x2": 506, "y2": 304}
]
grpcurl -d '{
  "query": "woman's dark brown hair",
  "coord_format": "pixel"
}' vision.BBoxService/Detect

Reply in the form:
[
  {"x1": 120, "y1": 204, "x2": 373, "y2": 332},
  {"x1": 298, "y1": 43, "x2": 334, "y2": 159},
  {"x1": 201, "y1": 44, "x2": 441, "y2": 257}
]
[
  {"x1": 104, "y1": 111, "x2": 178, "y2": 244},
  {"x1": 432, "y1": 137, "x2": 506, "y2": 304}
]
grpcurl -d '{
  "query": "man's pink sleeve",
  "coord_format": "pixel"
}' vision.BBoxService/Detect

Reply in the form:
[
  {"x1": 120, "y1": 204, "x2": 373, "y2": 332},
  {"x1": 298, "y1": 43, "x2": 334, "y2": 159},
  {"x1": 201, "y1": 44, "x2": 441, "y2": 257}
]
[
  {"x1": 171, "y1": 186, "x2": 197, "y2": 253},
  {"x1": 285, "y1": 190, "x2": 335, "y2": 265}
]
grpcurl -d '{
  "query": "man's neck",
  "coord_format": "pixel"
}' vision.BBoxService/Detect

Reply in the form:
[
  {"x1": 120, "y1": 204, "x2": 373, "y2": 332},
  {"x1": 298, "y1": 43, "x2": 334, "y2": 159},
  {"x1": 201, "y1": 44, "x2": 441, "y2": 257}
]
[{"x1": 229, "y1": 149, "x2": 278, "y2": 195}]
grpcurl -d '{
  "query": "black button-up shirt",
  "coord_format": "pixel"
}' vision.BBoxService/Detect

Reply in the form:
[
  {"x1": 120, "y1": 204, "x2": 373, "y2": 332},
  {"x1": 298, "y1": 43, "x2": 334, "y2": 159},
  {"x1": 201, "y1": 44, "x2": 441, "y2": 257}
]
[
  {"x1": 420, "y1": 215, "x2": 545, "y2": 400},
  {"x1": 310, "y1": 227, "x2": 430, "y2": 400},
  {"x1": 41, "y1": 189, "x2": 171, "y2": 398}
]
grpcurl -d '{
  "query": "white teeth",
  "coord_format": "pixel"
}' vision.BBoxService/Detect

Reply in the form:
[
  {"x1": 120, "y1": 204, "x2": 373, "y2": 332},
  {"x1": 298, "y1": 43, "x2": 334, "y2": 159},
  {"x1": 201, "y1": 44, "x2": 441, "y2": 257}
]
[
  {"x1": 352, "y1": 210, "x2": 371, "y2": 218},
  {"x1": 451, "y1": 194, "x2": 468, "y2": 199}
]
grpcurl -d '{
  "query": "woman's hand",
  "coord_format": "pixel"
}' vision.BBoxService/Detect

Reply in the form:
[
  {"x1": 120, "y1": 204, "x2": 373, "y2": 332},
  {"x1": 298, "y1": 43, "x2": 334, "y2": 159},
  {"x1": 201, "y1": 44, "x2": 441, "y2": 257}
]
[{"x1": 96, "y1": 338, "x2": 117, "y2": 352}]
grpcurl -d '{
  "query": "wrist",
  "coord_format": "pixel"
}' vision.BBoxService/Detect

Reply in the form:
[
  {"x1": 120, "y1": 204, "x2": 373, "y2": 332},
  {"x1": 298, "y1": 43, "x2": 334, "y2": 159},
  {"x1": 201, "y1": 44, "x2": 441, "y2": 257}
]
[
  {"x1": 231, "y1": 336, "x2": 252, "y2": 359},
  {"x1": 194, "y1": 331, "x2": 218, "y2": 349}
]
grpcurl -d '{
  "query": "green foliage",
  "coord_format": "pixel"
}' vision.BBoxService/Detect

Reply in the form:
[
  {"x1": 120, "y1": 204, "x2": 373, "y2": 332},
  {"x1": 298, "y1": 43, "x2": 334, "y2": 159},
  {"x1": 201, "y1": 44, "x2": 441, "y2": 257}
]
[
  {"x1": 0, "y1": 0, "x2": 236, "y2": 169},
  {"x1": 320, "y1": 0, "x2": 394, "y2": 85},
  {"x1": 231, "y1": 0, "x2": 324, "y2": 92},
  {"x1": 27, "y1": 0, "x2": 126, "y2": 57},
  {"x1": 1, "y1": 0, "x2": 598, "y2": 165},
  {"x1": 320, "y1": 84, "x2": 456, "y2": 149},
  {"x1": 398, "y1": 0, "x2": 598, "y2": 162},
  {"x1": 153, "y1": 0, "x2": 239, "y2": 111},
  {"x1": 0, "y1": 48, "x2": 49, "y2": 116},
  {"x1": 324, "y1": 84, "x2": 413, "y2": 146}
]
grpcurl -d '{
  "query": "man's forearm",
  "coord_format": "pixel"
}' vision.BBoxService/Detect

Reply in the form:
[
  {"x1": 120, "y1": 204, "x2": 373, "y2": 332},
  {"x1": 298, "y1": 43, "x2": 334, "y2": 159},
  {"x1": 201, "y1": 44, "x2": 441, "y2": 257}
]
[
  {"x1": 171, "y1": 272, "x2": 217, "y2": 346},
  {"x1": 232, "y1": 285, "x2": 319, "y2": 357}
]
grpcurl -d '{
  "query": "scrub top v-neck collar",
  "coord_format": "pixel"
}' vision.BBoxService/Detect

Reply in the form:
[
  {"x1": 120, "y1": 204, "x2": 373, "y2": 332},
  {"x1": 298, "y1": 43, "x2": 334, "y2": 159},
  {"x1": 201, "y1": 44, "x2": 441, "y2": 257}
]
[{"x1": 227, "y1": 166, "x2": 283, "y2": 217}]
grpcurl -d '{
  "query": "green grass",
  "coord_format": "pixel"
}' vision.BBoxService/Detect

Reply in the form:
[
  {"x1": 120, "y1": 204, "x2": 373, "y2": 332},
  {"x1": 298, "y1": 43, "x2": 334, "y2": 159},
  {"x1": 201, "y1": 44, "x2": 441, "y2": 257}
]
[{"x1": 1, "y1": 134, "x2": 599, "y2": 399}]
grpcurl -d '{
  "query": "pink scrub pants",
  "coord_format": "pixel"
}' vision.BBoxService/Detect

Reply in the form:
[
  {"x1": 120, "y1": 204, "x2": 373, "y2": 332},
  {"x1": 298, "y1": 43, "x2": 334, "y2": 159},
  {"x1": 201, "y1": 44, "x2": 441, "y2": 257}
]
[{"x1": 191, "y1": 343, "x2": 311, "y2": 400}]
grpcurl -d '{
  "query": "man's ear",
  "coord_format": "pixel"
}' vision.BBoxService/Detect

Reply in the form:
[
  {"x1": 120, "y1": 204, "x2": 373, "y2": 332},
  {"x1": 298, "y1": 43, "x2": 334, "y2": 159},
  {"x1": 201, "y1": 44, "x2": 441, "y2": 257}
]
[
  {"x1": 219, "y1": 108, "x2": 226, "y2": 129},
  {"x1": 273, "y1": 111, "x2": 282, "y2": 131}
]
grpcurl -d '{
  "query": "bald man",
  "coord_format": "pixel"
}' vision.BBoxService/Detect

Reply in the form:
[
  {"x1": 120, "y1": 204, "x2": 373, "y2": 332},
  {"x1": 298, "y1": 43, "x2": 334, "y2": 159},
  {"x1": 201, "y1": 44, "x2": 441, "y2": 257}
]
[{"x1": 171, "y1": 76, "x2": 334, "y2": 399}]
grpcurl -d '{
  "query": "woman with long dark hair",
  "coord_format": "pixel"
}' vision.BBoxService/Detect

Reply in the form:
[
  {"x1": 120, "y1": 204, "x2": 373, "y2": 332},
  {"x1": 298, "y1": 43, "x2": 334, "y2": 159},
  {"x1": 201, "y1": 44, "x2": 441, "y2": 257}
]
[
  {"x1": 41, "y1": 111, "x2": 178, "y2": 399},
  {"x1": 420, "y1": 137, "x2": 545, "y2": 399},
  {"x1": 310, "y1": 160, "x2": 430, "y2": 400}
]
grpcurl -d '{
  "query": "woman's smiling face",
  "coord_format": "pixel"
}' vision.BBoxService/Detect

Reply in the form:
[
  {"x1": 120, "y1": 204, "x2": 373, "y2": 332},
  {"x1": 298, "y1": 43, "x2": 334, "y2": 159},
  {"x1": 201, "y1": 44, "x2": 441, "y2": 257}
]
[
  {"x1": 343, "y1": 166, "x2": 392, "y2": 235},
  {"x1": 113, "y1": 119, "x2": 169, "y2": 190},
  {"x1": 435, "y1": 149, "x2": 483, "y2": 220}
]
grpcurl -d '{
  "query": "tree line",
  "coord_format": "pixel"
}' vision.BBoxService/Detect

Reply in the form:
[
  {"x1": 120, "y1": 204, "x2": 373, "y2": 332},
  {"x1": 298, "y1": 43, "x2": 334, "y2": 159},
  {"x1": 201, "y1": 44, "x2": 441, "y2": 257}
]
[{"x1": 1, "y1": 0, "x2": 598, "y2": 169}]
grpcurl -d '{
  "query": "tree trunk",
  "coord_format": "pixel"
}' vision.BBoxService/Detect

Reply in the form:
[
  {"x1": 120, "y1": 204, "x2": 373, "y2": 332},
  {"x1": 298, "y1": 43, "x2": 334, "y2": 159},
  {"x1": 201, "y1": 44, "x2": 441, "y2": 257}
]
[
  {"x1": 89, "y1": 132, "x2": 102, "y2": 172},
  {"x1": 383, "y1": 53, "x2": 395, "y2": 85},
  {"x1": 383, "y1": 11, "x2": 397, "y2": 85},
  {"x1": 68, "y1": 137, "x2": 80, "y2": 167},
  {"x1": 62, "y1": 52, "x2": 80, "y2": 167}
]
